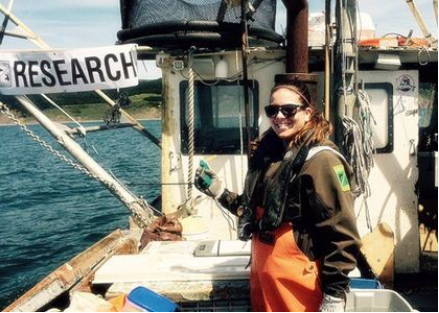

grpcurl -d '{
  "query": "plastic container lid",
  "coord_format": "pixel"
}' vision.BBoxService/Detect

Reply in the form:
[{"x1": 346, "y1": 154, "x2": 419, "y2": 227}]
[{"x1": 126, "y1": 286, "x2": 178, "y2": 312}]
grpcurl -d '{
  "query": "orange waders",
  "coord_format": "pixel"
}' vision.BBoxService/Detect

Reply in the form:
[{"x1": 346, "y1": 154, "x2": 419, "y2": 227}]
[{"x1": 250, "y1": 208, "x2": 323, "y2": 312}]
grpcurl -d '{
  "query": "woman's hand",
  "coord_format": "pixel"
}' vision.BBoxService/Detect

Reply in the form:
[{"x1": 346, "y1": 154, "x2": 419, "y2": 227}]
[{"x1": 194, "y1": 166, "x2": 224, "y2": 198}]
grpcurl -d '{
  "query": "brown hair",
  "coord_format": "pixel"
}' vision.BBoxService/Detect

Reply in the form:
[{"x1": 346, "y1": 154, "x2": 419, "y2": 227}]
[{"x1": 270, "y1": 77, "x2": 332, "y2": 147}]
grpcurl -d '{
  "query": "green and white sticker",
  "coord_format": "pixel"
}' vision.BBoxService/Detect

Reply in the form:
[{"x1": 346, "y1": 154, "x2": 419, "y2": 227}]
[{"x1": 333, "y1": 165, "x2": 351, "y2": 192}]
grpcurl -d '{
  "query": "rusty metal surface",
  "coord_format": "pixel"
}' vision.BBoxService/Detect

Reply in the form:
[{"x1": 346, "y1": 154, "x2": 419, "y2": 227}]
[
  {"x1": 282, "y1": 0, "x2": 309, "y2": 73},
  {"x1": 71, "y1": 237, "x2": 138, "y2": 294},
  {"x1": 4, "y1": 229, "x2": 138, "y2": 312}
]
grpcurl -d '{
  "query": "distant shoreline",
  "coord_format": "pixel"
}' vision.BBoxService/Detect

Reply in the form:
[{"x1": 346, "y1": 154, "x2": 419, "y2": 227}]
[
  {"x1": 0, "y1": 117, "x2": 161, "y2": 127},
  {"x1": 0, "y1": 106, "x2": 161, "y2": 126}
]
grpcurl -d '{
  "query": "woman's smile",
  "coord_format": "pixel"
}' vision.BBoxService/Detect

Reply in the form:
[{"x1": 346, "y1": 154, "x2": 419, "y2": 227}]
[
  {"x1": 273, "y1": 118, "x2": 294, "y2": 132},
  {"x1": 269, "y1": 88, "x2": 310, "y2": 142}
]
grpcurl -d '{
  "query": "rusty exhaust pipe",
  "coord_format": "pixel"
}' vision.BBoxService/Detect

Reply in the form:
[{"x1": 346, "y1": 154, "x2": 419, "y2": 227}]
[
  {"x1": 276, "y1": 1, "x2": 317, "y2": 105},
  {"x1": 281, "y1": 0, "x2": 309, "y2": 73}
]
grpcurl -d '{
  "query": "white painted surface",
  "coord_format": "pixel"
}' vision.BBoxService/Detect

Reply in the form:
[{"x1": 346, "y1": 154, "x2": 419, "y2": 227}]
[
  {"x1": 160, "y1": 52, "x2": 422, "y2": 273},
  {"x1": 160, "y1": 50, "x2": 285, "y2": 240},
  {"x1": 93, "y1": 241, "x2": 250, "y2": 284},
  {"x1": 356, "y1": 71, "x2": 420, "y2": 273}
]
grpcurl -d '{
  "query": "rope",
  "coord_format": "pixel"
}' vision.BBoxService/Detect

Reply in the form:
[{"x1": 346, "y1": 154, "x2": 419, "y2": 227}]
[
  {"x1": 187, "y1": 64, "x2": 195, "y2": 205},
  {"x1": 41, "y1": 94, "x2": 86, "y2": 136},
  {"x1": 417, "y1": 47, "x2": 432, "y2": 65},
  {"x1": 357, "y1": 90, "x2": 376, "y2": 173},
  {"x1": 343, "y1": 116, "x2": 367, "y2": 195},
  {"x1": 235, "y1": 50, "x2": 246, "y2": 183},
  {"x1": 342, "y1": 89, "x2": 376, "y2": 232},
  {"x1": 213, "y1": 198, "x2": 236, "y2": 240},
  {"x1": 343, "y1": 90, "x2": 376, "y2": 197}
]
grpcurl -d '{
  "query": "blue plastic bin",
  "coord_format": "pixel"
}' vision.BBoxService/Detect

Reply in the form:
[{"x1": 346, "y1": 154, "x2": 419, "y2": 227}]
[
  {"x1": 125, "y1": 286, "x2": 179, "y2": 312},
  {"x1": 350, "y1": 278, "x2": 383, "y2": 289}
]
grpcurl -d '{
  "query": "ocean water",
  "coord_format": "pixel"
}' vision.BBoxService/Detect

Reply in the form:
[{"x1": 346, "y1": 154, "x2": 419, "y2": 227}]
[{"x1": 0, "y1": 120, "x2": 161, "y2": 310}]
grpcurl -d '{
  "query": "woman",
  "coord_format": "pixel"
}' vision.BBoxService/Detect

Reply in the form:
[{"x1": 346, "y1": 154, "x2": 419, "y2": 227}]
[{"x1": 194, "y1": 77, "x2": 361, "y2": 312}]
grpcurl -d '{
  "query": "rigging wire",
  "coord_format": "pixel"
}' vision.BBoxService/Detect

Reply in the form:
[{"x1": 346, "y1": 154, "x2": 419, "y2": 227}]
[
  {"x1": 40, "y1": 94, "x2": 102, "y2": 156},
  {"x1": 236, "y1": 50, "x2": 246, "y2": 184},
  {"x1": 214, "y1": 198, "x2": 236, "y2": 239},
  {"x1": 0, "y1": 0, "x2": 15, "y2": 45},
  {"x1": 41, "y1": 94, "x2": 87, "y2": 136},
  {"x1": 342, "y1": 88, "x2": 376, "y2": 232},
  {"x1": 339, "y1": 0, "x2": 348, "y2": 114}
]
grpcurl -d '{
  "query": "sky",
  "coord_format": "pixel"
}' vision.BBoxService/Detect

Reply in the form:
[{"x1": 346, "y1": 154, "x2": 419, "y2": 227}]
[{"x1": 0, "y1": 0, "x2": 437, "y2": 79}]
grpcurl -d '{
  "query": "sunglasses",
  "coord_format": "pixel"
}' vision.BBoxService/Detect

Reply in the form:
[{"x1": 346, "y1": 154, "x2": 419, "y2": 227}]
[{"x1": 264, "y1": 104, "x2": 302, "y2": 119}]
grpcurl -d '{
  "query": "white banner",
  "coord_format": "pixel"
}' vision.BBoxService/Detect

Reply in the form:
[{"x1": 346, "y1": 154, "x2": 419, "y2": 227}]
[{"x1": 0, "y1": 44, "x2": 138, "y2": 95}]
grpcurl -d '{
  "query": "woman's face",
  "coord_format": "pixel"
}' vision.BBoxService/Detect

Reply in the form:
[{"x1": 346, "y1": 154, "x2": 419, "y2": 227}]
[{"x1": 269, "y1": 88, "x2": 312, "y2": 142}]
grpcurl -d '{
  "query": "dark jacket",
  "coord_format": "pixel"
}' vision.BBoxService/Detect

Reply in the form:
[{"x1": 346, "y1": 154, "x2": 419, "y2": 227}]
[{"x1": 217, "y1": 131, "x2": 361, "y2": 298}]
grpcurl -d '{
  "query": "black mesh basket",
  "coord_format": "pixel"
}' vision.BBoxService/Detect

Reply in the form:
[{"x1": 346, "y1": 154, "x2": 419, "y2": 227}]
[{"x1": 118, "y1": 0, "x2": 283, "y2": 50}]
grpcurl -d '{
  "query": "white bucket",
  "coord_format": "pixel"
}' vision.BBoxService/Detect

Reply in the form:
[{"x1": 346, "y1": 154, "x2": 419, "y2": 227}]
[{"x1": 346, "y1": 289, "x2": 415, "y2": 312}]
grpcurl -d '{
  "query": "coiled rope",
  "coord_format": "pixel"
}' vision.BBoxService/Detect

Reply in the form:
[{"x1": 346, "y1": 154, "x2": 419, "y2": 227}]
[{"x1": 343, "y1": 89, "x2": 376, "y2": 231}]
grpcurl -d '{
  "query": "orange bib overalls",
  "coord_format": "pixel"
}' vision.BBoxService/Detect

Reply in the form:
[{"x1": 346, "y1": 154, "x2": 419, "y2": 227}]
[{"x1": 250, "y1": 208, "x2": 323, "y2": 312}]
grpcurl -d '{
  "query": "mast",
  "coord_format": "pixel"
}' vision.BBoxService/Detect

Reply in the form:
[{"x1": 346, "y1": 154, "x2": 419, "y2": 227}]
[
  {"x1": 282, "y1": 0, "x2": 309, "y2": 73},
  {"x1": 324, "y1": 0, "x2": 332, "y2": 120},
  {"x1": 278, "y1": 1, "x2": 319, "y2": 110},
  {"x1": 241, "y1": 0, "x2": 252, "y2": 162}
]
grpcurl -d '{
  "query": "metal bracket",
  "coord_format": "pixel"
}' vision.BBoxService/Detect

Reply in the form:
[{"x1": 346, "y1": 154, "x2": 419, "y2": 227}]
[{"x1": 169, "y1": 151, "x2": 181, "y2": 172}]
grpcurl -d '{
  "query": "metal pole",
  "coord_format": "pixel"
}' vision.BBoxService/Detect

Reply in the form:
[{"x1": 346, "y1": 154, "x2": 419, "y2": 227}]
[
  {"x1": 324, "y1": 0, "x2": 332, "y2": 120},
  {"x1": 0, "y1": 3, "x2": 50, "y2": 48},
  {"x1": 434, "y1": 0, "x2": 438, "y2": 25},
  {"x1": 334, "y1": 0, "x2": 357, "y2": 148},
  {"x1": 15, "y1": 96, "x2": 155, "y2": 227},
  {"x1": 282, "y1": 0, "x2": 309, "y2": 73},
  {"x1": 0, "y1": 0, "x2": 15, "y2": 45},
  {"x1": 404, "y1": 0, "x2": 437, "y2": 44},
  {"x1": 241, "y1": 0, "x2": 252, "y2": 162}
]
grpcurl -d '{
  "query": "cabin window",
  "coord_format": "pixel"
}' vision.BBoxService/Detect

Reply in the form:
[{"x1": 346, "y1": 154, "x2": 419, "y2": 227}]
[
  {"x1": 363, "y1": 83, "x2": 393, "y2": 153},
  {"x1": 180, "y1": 80, "x2": 259, "y2": 154}
]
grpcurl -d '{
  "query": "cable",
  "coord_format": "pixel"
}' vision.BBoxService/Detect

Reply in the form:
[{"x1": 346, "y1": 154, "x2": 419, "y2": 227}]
[
  {"x1": 40, "y1": 94, "x2": 87, "y2": 136},
  {"x1": 213, "y1": 198, "x2": 236, "y2": 239},
  {"x1": 343, "y1": 88, "x2": 376, "y2": 232},
  {"x1": 0, "y1": 0, "x2": 15, "y2": 45}
]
